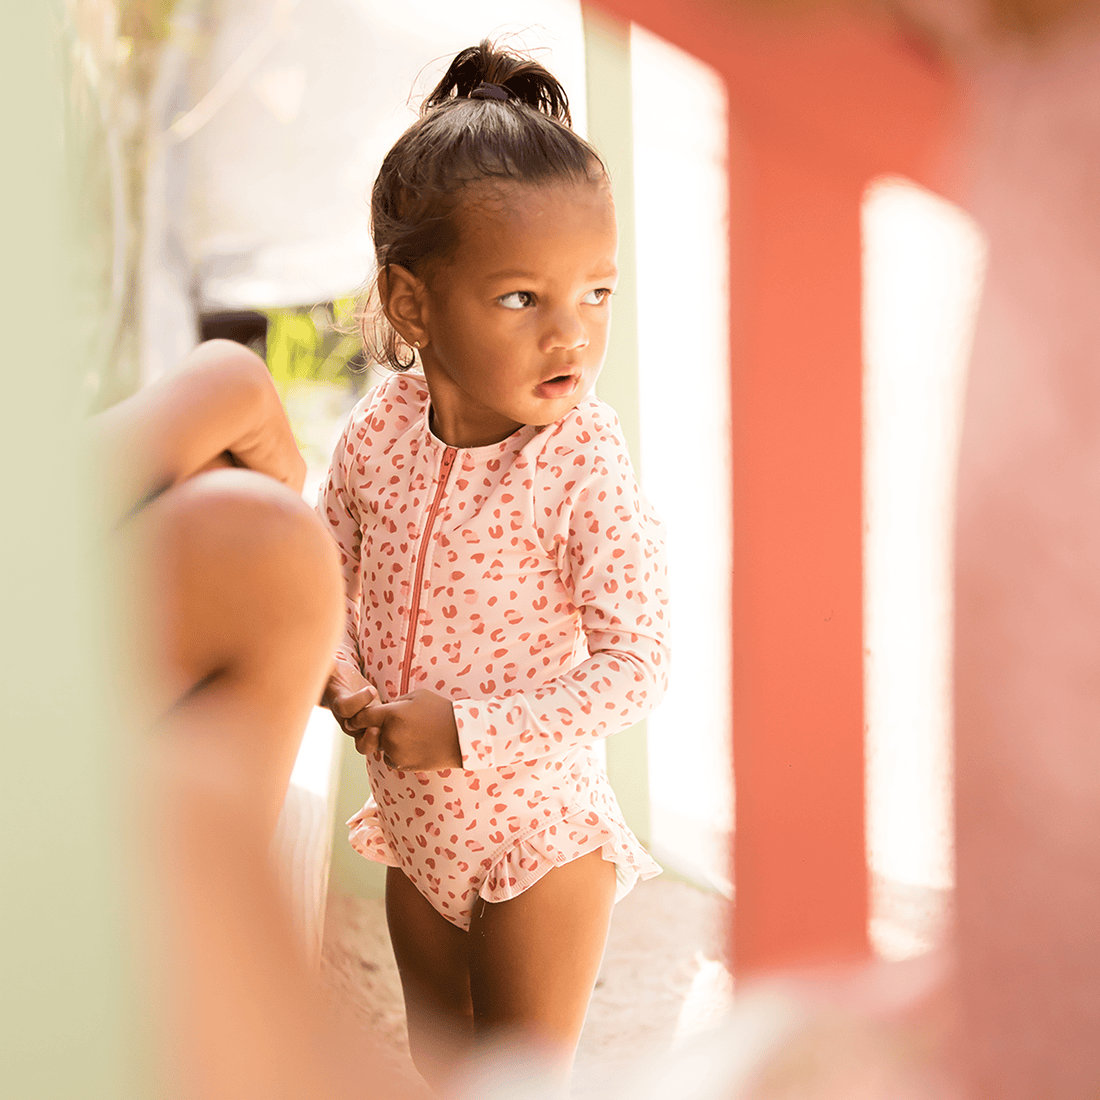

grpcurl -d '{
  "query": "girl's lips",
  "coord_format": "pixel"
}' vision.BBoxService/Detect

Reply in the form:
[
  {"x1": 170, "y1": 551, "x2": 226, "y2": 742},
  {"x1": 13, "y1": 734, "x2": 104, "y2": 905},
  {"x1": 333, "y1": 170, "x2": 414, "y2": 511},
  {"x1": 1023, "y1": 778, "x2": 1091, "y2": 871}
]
[{"x1": 536, "y1": 373, "x2": 579, "y2": 400}]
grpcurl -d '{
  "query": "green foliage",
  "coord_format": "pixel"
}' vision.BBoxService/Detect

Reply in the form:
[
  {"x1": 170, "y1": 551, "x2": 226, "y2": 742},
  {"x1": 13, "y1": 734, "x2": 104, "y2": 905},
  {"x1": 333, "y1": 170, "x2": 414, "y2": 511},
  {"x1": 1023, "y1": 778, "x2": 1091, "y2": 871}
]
[{"x1": 264, "y1": 299, "x2": 365, "y2": 388}]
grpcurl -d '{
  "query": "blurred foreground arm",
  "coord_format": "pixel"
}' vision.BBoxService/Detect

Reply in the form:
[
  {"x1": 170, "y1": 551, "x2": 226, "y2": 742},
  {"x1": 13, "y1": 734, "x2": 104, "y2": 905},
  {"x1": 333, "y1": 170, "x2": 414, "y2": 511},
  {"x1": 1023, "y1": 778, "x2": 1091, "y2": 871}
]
[{"x1": 96, "y1": 339, "x2": 305, "y2": 519}]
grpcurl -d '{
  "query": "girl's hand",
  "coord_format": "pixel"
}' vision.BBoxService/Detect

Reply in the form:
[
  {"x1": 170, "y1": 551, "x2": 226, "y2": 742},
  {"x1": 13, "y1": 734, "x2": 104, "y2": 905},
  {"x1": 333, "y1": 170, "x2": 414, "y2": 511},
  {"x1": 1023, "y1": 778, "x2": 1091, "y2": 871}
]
[
  {"x1": 356, "y1": 690, "x2": 462, "y2": 772},
  {"x1": 322, "y1": 661, "x2": 380, "y2": 737}
]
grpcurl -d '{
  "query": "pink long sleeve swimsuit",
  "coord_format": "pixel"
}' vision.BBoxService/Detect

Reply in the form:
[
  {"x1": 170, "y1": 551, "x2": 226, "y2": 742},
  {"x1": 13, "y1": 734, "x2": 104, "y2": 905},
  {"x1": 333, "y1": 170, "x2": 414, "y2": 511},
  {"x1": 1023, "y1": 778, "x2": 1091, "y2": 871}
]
[{"x1": 320, "y1": 371, "x2": 668, "y2": 929}]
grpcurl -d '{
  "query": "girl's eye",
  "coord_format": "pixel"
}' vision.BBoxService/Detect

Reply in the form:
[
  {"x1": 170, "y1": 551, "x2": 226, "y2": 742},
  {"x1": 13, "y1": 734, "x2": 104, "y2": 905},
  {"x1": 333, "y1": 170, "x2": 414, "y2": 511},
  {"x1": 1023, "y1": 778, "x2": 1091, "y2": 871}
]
[
  {"x1": 583, "y1": 288, "x2": 612, "y2": 306},
  {"x1": 499, "y1": 291, "x2": 534, "y2": 310}
]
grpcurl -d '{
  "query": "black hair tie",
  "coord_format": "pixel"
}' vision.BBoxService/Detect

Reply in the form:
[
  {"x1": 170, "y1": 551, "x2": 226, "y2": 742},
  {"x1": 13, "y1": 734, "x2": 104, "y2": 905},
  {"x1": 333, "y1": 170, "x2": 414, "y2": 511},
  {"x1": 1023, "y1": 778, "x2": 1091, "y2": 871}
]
[{"x1": 469, "y1": 81, "x2": 510, "y2": 102}]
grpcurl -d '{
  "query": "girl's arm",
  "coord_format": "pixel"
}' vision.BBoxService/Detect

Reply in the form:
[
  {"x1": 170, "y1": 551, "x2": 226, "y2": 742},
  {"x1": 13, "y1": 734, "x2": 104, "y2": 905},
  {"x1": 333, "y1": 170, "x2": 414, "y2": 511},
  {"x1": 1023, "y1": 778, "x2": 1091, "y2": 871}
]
[
  {"x1": 95, "y1": 340, "x2": 305, "y2": 521},
  {"x1": 452, "y1": 414, "x2": 670, "y2": 771},
  {"x1": 349, "y1": 407, "x2": 669, "y2": 774},
  {"x1": 316, "y1": 407, "x2": 370, "y2": 703}
]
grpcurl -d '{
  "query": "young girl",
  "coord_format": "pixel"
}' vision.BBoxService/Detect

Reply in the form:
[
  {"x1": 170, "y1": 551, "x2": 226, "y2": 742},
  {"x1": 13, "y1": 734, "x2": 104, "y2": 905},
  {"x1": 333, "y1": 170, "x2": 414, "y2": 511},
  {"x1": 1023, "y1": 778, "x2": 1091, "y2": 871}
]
[{"x1": 319, "y1": 40, "x2": 669, "y2": 1091}]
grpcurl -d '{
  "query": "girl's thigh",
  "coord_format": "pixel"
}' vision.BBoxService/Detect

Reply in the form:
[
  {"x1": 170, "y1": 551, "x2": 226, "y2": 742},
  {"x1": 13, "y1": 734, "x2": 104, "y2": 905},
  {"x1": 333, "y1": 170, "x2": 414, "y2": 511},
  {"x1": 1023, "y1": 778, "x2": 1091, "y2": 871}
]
[
  {"x1": 385, "y1": 866, "x2": 475, "y2": 1088},
  {"x1": 467, "y1": 848, "x2": 617, "y2": 1056},
  {"x1": 385, "y1": 866, "x2": 473, "y2": 1016}
]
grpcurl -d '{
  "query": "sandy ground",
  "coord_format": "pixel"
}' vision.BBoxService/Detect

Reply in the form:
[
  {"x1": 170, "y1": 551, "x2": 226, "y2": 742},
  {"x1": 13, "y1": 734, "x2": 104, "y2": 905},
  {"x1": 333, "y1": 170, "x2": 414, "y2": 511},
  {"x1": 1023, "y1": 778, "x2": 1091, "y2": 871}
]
[{"x1": 320, "y1": 877, "x2": 733, "y2": 1098}]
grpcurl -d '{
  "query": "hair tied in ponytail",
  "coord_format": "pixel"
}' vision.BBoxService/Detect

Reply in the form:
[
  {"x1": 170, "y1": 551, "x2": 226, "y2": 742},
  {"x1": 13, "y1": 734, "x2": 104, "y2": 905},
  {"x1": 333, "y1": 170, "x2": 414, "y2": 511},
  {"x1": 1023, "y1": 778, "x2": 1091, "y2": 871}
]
[{"x1": 469, "y1": 81, "x2": 510, "y2": 102}]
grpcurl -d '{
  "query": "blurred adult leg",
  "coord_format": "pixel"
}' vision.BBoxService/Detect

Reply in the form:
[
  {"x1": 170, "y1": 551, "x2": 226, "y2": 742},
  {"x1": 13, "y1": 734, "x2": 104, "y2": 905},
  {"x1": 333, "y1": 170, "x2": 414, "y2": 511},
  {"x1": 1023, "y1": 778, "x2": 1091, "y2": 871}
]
[{"x1": 132, "y1": 469, "x2": 409, "y2": 1100}]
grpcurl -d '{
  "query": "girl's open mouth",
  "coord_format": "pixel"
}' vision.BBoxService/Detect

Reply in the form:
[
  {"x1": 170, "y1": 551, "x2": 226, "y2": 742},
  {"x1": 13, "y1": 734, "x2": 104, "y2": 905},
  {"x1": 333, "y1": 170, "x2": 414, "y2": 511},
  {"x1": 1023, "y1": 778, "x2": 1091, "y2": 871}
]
[{"x1": 536, "y1": 374, "x2": 579, "y2": 399}]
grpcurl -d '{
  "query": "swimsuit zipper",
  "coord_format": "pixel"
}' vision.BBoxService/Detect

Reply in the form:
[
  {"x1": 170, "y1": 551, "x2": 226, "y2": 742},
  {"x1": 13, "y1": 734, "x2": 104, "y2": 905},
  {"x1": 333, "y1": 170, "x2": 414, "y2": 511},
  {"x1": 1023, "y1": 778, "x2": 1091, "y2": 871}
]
[{"x1": 398, "y1": 446, "x2": 457, "y2": 694}]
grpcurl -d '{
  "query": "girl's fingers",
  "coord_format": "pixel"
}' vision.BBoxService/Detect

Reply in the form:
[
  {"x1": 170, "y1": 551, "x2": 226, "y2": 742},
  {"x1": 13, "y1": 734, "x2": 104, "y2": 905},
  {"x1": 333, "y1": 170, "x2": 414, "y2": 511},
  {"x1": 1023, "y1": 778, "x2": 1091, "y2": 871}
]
[
  {"x1": 341, "y1": 707, "x2": 376, "y2": 733},
  {"x1": 323, "y1": 660, "x2": 375, "y2": 708},
  {"x1": 331, "y1": 684, "x2": 379, "y2": 720},
  {"x1": 362, "y1": 702, "x2": 392, "y2": 728},
  {"x1": 353, "y1": 727, "x2": 381, "y2": 756},
  {"x1": 337, "y1": 711, "x2": 363, "y2": 733},
  {"x1": 361, "y1": 704, "x2": 398, "y2": 763},
  {"x1": 347, "y1": 684, "x2": 381, "y2": 713}
]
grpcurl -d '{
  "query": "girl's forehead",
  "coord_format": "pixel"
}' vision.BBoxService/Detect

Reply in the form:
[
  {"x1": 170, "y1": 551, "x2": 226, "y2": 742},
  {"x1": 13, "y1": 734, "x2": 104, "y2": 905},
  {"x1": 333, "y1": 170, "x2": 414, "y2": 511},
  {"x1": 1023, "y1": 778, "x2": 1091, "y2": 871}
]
[
  {"x1": 466, "y1": 174, "x2": 610, "y2": 210},
  {"x1": 451, "y1": 178, "x2": 616, "y2": 252}
]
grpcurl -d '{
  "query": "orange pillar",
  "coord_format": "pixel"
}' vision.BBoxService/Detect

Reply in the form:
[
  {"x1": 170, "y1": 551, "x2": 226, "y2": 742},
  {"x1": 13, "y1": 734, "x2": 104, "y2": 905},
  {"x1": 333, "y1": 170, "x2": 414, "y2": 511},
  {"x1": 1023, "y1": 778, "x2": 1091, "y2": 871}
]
[{"x1": 729, "y1": 122, "x2": 869, "y2": 972}]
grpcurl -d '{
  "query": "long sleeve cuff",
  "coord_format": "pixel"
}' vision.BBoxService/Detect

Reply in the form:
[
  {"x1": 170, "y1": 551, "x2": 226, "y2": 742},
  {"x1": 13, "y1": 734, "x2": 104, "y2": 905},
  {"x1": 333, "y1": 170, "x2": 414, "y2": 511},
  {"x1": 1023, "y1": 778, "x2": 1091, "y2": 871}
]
[{"x1": 451, "y1": 638, "x2": 668, "y2": 771}]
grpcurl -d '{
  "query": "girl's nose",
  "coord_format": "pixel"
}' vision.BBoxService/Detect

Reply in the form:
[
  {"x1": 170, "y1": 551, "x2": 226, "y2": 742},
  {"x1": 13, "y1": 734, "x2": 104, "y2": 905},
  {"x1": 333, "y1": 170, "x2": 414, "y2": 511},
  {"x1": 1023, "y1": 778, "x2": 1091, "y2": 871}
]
[{"x1": 541, "y1": 309, "x2": 589, "y2": 353}]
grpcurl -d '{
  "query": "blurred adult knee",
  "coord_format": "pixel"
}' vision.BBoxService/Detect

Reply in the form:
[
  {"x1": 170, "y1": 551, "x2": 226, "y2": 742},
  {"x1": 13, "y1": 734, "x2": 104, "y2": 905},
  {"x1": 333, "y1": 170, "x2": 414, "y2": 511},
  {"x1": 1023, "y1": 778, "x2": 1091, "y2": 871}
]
[
  {"x1": 144, "y1": 468, "x2": 343, "y2": 687},
  {"x1": 186, "y1": 336, "x2": 268, "y2": 374}
]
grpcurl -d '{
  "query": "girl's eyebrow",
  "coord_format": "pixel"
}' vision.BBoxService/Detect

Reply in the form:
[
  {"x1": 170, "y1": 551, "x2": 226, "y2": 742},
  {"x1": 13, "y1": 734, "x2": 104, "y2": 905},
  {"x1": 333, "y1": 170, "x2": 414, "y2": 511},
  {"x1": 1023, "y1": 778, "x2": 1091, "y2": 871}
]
[
  {"x1": 485, "y1": 268, "x2": 536, "y2": 282},
  {"x1": 484, "y1": 266, "x2": 619, "y2": 283}
]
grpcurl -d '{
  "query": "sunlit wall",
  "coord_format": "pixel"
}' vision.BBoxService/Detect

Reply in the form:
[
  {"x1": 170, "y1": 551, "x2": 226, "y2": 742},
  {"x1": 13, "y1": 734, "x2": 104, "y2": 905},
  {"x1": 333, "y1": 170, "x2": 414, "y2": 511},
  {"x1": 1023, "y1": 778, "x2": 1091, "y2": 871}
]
[
  {"x1": 862, "y1": 177, "x2": 987, "y2": 956},
  {"x1": 633, "y1": 26, "x2": 733, "y2": 895}
]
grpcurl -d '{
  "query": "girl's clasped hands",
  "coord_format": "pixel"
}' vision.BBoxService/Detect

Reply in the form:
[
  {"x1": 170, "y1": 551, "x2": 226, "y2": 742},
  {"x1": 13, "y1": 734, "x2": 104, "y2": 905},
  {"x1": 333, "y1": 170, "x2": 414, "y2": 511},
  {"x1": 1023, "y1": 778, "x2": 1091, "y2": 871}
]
[{"x1": 324, "y1": 667, "x2": 463, "y2": 772}]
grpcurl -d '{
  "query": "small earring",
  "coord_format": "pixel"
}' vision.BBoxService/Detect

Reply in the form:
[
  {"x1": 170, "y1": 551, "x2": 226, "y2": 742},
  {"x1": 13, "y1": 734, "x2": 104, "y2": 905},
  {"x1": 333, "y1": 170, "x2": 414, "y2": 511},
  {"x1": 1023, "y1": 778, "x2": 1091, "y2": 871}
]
[{"x1": 411, "y1": 340, "x2": 421, "y2": 349}]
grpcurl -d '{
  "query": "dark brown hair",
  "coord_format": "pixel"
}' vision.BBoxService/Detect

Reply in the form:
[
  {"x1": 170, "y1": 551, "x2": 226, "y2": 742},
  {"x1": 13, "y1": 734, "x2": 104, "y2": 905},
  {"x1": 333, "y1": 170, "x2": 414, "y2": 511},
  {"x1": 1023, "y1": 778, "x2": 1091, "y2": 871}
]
[{"x1": 362, "y1": 40, "x2": 607, "y2": 370}]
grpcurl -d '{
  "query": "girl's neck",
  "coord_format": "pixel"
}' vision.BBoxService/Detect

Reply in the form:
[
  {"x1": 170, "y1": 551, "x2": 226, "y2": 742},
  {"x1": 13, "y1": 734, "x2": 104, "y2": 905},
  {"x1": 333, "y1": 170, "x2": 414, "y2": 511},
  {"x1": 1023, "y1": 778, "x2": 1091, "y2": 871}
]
[
  {"x1": 427, "y1": 403, "x2": 523, "y2": 449},
  {"x1": 422, "y1": 367, "x2": 525, "y2": 449}
]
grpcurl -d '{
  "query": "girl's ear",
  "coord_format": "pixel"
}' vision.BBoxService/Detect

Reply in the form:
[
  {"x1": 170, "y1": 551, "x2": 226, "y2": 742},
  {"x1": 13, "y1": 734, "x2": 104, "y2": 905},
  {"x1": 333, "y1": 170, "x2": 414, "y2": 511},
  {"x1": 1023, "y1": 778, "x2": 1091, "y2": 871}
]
[{"x1": 380, "y1": 265, "x2": 430, "y2": 351}]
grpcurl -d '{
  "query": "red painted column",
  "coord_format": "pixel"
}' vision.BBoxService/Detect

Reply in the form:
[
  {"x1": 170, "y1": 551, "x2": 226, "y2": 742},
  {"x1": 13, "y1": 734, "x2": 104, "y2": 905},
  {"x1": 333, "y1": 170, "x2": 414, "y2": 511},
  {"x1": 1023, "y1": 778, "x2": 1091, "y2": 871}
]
[{"x1": 729, "y1": 120, "x2": 869, "y2": 973}]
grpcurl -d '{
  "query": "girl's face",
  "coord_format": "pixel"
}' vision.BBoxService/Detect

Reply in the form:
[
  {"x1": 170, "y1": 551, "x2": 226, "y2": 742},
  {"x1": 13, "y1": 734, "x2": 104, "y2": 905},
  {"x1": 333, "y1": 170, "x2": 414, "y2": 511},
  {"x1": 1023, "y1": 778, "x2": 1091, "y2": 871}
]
[{"x1": 412, "y1": 179, "x2": 618, "y2": 449}]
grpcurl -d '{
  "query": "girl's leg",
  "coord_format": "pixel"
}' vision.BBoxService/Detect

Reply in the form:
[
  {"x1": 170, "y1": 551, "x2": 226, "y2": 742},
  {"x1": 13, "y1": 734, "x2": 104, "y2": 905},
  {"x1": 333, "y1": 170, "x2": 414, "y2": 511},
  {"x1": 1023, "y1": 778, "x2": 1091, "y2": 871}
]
[
  {"x1": 466, "y1": 848, "x2": 617, "y2": 1083},
  {"x1": 385, "y1": 866, "x2": 475, "y2": 1089}
]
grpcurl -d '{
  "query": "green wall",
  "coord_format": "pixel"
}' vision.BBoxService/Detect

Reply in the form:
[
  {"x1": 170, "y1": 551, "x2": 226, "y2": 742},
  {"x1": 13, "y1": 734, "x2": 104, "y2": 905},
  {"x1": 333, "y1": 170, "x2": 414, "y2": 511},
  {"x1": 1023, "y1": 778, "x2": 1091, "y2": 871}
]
[
  {"x1": 584, "y1": 5, "x2": 652, "y2": 846},
  {"x1": 1, "y1": 5, "x2": 141, "y2": 1095}
]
